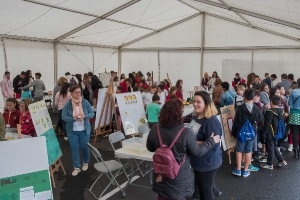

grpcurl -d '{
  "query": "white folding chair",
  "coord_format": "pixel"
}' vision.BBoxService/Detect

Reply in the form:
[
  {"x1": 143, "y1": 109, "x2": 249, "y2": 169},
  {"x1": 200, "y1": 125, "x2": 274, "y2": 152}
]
[
  {"x1": 109, "y1": 131, "x2": 150, "y2": 178},
  {"x1": 87, "y1": 143, "x2": 126, "y2": 199}
]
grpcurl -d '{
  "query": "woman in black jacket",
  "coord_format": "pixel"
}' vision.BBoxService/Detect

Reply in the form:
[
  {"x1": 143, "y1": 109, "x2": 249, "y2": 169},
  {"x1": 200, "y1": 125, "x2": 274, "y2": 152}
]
[{"x1": 146, "y1": 99, "x2": 220, "y2": 200}]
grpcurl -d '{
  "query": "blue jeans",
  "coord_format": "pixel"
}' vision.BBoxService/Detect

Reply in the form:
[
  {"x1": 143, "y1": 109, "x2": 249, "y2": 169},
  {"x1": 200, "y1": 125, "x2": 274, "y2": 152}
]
[
  {"x1": 59, "y1": 109, "x2": 67, "y2": 137},
  {"x1": 68, "y1": 130, "x2": 90, "y2": 168}
]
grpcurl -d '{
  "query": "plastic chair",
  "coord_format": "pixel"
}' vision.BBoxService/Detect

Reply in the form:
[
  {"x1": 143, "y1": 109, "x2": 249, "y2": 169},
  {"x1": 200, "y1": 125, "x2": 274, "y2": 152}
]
[
  {"x1": 87, "y1": 143, "x2": 126, "y2": 199},
  {"x1": 109, "y1": 132, "x2": 150, "y2": 178}
]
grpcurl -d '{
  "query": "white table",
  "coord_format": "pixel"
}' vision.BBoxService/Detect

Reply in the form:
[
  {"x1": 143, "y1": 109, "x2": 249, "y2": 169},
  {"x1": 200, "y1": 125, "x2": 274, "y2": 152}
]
[
  {"x1": 115, "y1": 148, "x2": 154, "y2": 195},
  {"x1": 4, "y1": 132, "x2": 32, "y2": 140}
]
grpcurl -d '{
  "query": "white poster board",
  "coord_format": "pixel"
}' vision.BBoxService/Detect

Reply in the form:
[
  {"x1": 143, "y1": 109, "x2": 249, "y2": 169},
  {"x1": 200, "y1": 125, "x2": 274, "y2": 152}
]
[
  {"x1": 94, "y1": 88, "x2": 115, "y2": 129},
  {"x1": 0, "y1": 137, "x2": 53, "y2": 199},
  {"x1": 99, "y1": 73, "x2": 111, "y2": 88},
  {"x1": 28, "y1": 100, "x2": 53, "y2": 137},
  {"x1": 116, "y1": 92, "x2": 147, "y2": 135}
]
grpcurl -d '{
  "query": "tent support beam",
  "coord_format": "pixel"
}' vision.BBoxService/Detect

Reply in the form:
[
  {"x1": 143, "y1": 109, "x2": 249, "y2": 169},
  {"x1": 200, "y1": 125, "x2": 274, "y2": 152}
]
[
  {"x1": 0, "y1": 34, "x2": 117, "y2": 49},
  {"x1": 106, "y1": 19, "x2": 156, "y2": 31},
  {"x1": 200, "y1": 13, "x2": 205, "y2": 80},
  {"x1": 121, "y1": 45, "x2": 300, "y2": 51},
  {"x1": 218, "y1": 0, "x2": 254, "y2": 27},
  {"x1": 1, "y1": 39, "x2": 8, "y2": 71},
  {"x1": 118, "y1": 47, "x2": 122, "y2": 76},
  {"x1": 157, "y1": 51, "x2": 161, "y2": 81},
  {"x1": 121, "y1": 13, "x2": 201, "y2": 48},
  {"x1": 24, "y1": 0, "x2": 154, "y2": 31},
  {"x1": 192, "y1": 0, "x2": 300, "y2": 30},
  {"x1": 55, "y1": 0, "x2": 141, "y2": 42},
  {"x1": 54, "y1": 42, "x2": 58, "y2": 85},
  {"x1": 178, "y1": 1, "x2": 300, "y2": 42},
  {"x1": 91, "y1": 47, "x2": 95, "y2": 73}
]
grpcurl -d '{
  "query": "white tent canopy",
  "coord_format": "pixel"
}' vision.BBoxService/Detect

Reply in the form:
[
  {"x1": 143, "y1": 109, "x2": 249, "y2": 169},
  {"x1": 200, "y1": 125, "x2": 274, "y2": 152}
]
[{"x1": 1, "y1": 0, "x2": 300, "y2": 107}]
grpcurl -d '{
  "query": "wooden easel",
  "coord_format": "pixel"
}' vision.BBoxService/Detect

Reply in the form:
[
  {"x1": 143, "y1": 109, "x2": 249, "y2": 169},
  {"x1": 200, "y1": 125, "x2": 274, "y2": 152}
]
[
  {"x1": 227, "y1": 147, "x2": 235, "y2": 164},
  {"x1": 49, "y1": 156, "x2": 66, "y2": 188},
  {"x1": 151, "y1": 71, "x2": 154, "y2": 86},
  {"x1": 94, "y1": 78, "x2": 119, "y2": 144},
  {"x1": 166, "y1": 73, "x2": 172, "y2": 87}
]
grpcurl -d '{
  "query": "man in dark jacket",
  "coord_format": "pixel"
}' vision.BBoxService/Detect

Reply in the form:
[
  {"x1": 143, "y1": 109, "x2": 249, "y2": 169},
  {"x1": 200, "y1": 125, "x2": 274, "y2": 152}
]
[
  {"x1": 263, "y1": 74, "x2": 277, "y2": 88},
  {"x1": 89, "y1": 72, "x2": 103, "y2": 107},
  {"x1": 260, "y1": 96, "x2": 287, "y2": 169},
  {"x1": 12, "y1": 71, "x2": 26, "y2": 98}
]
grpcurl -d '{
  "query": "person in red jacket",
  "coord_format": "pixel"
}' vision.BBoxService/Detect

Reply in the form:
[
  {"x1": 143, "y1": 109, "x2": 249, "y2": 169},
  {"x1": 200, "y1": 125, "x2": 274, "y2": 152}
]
[
  {"x1": 2, "y1": 98, "x2": 20, "y2": 129},
  {"x1": 232, "y1": 73, "x2": 246, "y2": 90},
  {"x1": 19, "y1": 99, "x2": 36, "y2": 137},
  {"x1": 166, "y1": 86, "x2": 177, "y2": 101},
  {"x1": 119, "y1": 78, "x2": 132, "y2": 93},
  {"x1": 175, "y1": 79, "x2": 184, "y2": 100}
]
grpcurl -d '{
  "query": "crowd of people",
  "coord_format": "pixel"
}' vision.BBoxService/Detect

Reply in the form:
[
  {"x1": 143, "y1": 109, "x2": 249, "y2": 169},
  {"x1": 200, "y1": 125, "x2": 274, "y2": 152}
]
[{"x1": 1, "y1": 68, "x2": 300, "y2": 200}]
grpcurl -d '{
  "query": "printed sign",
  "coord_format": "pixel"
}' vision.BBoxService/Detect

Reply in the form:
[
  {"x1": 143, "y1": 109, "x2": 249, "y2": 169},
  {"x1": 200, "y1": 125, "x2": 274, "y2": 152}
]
[
  {"x1": 116, "y1": 92, "x2": 147, "y2": 135},
  {"x1": 0, "y1": 137, "x2": 53, "y2": 200},
  {"x1": 28, "y1": 100, "x2": 52, "y2": 137},
  {"x1": 220, "y1": 105, "x2": 237, "y2": 150},
  {"x1": 99, "y1": 73, "x2": 111, "y2": 88}
]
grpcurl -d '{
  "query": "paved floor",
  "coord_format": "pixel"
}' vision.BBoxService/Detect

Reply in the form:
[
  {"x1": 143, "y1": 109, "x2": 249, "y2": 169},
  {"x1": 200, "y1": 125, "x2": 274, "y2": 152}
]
[{"x1": 50, "y1": 111, "x2": 300, "y2": 200}]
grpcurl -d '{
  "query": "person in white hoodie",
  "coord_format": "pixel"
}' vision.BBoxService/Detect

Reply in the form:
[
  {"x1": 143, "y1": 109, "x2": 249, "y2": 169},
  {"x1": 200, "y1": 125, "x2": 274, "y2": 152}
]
[
  {"x1": 0, "y1": 72, "x2": 14, "y2": 103},
  {"x1": 157, "y1": 84, "x2": 166, "y2": 109}
]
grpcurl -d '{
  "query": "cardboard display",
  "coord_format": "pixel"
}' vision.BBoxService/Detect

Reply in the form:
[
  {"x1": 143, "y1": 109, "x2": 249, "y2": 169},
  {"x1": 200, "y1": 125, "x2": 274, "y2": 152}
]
[
  {"x1": 116, "y1": 92, "x2": 147, "y2": 135},
  {"x1": 220, "y1": 105, "x2": 237, "y2": 150},
  {"x1": 0, "y1": 137, "x2": 53, "y2": 200}
]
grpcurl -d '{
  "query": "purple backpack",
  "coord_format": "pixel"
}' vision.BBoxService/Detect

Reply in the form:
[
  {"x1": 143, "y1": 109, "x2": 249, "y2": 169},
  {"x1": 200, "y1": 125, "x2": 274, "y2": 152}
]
[{"x1": 153, "y1": 125, "x2": 186, "y2": 180}]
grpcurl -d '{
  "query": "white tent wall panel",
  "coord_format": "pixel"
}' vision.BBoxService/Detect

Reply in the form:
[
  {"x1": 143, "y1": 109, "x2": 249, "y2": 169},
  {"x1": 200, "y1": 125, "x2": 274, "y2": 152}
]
[
  {"x1": 0, "y1": 41, "x2": 6, "y2": 108},
  {"x1": 93, "y1": 48, "x2": 118, "y2": 75},
  {"x1": 121, "y1": 51, "x2": 158, "y2": 80},
  {"x1": 203, "y1": 50, "x2": 252, "y2": 82},
  {"x1": 4, "y1": 39, "x2": 54, "y2": 94},
  {"x1": 253, "y1": 49, "x2": 300, "y2": 80},
  {"x1": 205, "y1": 16, "x2": 300, "y2": 47},
  {"x1": 126, "y1": 16, "x2": 202, "y2": 48},
  {"x1": 159, "y1": 51, "x2": 201, "y2": 100},
  {"x1": 57, "y1": 44, "x2": 94, "y2": 77}
]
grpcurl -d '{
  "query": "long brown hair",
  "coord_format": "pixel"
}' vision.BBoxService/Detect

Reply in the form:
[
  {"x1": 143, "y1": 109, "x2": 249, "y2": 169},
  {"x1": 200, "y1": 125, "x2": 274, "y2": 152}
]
[{"x1": 175, "y1": 79, "x2": 182, "y2": 90}]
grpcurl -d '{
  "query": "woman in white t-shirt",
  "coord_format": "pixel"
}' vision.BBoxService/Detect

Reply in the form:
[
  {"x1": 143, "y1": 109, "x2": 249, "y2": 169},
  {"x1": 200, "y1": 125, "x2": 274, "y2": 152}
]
[{"x1": 142, "y1": 85, "x2": 157, "y2": 107}]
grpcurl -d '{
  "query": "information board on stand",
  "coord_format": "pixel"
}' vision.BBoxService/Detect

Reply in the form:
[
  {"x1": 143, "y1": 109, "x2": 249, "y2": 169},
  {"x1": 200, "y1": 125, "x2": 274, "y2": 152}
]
[
  {"x1": 116, "y1": 92, "x2": 147, "y2": 135},
  {"x1": 29, "y1": 100, "x2": 62, "y2": 165},
  {"x1": 0, "y1": 137, "x2": 53, "y2": 200},
  {"x1": 99, "y1": 73, "x2": 111, "y2": 88}
]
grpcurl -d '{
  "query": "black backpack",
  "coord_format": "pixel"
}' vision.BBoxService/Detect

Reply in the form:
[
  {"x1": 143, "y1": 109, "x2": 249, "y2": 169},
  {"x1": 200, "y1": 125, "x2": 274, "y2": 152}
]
[{"x1": 83, "y1": 86, "x2": 90, "y2": 101}]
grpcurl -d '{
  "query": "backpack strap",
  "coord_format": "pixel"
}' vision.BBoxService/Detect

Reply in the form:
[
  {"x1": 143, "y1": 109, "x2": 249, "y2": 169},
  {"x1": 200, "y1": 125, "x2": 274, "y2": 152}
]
[{"x1": 157, "y1": 125, "x2": 186, "y2": 165}]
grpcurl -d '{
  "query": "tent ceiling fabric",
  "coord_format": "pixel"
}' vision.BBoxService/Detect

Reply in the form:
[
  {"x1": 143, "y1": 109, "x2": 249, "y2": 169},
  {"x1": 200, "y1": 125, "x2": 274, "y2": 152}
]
[{"x1": 0, "y1": 0, "x2": 299, "y2": 47}]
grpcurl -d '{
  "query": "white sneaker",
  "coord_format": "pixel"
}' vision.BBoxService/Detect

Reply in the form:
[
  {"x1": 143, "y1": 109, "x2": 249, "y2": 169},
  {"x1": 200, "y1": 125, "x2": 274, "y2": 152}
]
[
  {"x1": 64, "y1": 137, "x2": 68, "y2": 141},
  {"x1": 288, "y1": 144, "x2": 293, "y2": 152},
  {"x1": 82, "y1": 163, "x2": 88, "y2": 171},
  {"x1": 72, "y1": 168, "x2": 81, "y2": 176}
]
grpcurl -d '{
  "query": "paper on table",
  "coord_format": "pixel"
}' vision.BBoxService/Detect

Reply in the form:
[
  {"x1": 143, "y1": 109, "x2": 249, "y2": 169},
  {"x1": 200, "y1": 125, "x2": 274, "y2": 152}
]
[
  {"x1": 35, "y1": 190, "x2": 52, "y2": 200},
  {"x1": 186, "y1": 120, "x2": 201, "y2": 137},
  {"x1": 20, "y1": 186, "x2": 34, "y2": 200}
]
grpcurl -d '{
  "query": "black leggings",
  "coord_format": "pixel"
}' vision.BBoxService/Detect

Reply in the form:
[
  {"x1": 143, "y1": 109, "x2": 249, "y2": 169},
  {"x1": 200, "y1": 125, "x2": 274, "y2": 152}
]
[
  {"x1": 291, "y1": 125, "x2": 300, "y2": 148},
  {"x1": 194, "y1": 168, "x2": 219, "y2": 200}
]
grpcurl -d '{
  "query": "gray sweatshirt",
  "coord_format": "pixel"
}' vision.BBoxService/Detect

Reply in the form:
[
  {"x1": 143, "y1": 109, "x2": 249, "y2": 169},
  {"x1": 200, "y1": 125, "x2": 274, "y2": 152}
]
[{"x1": 21, "y1": 79, "x2": 46, "y2": 97}]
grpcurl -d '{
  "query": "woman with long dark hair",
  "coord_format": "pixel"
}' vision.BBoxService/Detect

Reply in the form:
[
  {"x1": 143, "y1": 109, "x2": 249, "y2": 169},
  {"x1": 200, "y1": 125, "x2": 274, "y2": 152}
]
[
  {"x1": 190, "y1": 91, "x2": 223, "y2": 200},
  {"x1": 147, "y1": 98, "x2": 220, "y2": 200},
  {"x1": 175, "y1": 79, "x2": 183, "y2": 100},
  {"x1": 210, "y1": 71, "x2": 219, "y2": 90},
  {"x1": 55, "y1": 82, "x2": 71, "y2": 141},
  {"x1": 128, "y1": 73, "x2": 136, "y2": 87}
]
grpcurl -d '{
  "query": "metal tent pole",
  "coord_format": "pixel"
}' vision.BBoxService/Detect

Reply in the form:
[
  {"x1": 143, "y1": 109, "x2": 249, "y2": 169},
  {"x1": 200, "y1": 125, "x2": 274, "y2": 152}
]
[
  {"x1": 54, "y1": 42, "x2": 58, "y2": 84},
  {"x1": 1, "y1": 39, "x2": 8, "y2": 71},
  {"x1": 200, "y1": 13, "x2": 206, "y2": 80}
]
